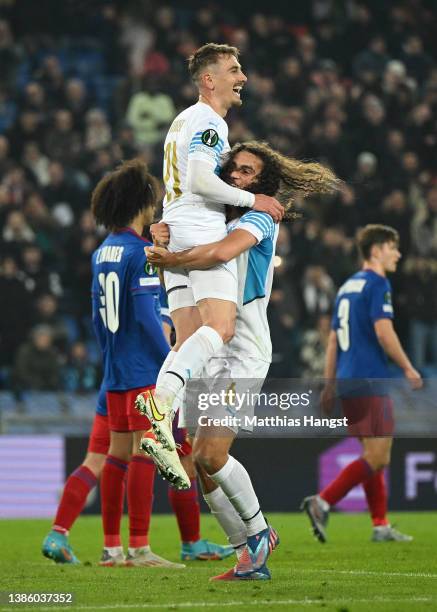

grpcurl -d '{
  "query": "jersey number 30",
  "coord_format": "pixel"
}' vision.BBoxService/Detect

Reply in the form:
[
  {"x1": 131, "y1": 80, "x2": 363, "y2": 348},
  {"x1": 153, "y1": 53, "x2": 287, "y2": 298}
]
[
  {"x1": 337, "y1": 298, "x2": 350, "y2": 351},
  {"x1": 98, "y1": 272, "x2": 120, "y2": 333}
]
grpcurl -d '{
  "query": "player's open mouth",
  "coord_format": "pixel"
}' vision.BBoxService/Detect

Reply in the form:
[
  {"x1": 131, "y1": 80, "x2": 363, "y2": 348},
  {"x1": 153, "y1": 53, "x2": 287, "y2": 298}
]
[{"x1": 233, "y1": 86, "x2": 243, "y2": 97}]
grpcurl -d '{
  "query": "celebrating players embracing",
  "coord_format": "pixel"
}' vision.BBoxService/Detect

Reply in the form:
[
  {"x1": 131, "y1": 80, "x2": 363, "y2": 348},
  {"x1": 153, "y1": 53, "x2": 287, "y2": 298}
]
[{"x1": 146, "y1": 141, "x2": 340, "y2": 580}]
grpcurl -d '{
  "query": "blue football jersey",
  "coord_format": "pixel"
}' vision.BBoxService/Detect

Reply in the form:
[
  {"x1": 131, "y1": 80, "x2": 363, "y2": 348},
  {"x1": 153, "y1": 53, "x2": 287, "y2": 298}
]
[
  {"x1": 332, "y1": 269, "x2": 394, "y2": 379},
  {"x1": 91, "y1": 228, "x2": 170, "y2": 393}
]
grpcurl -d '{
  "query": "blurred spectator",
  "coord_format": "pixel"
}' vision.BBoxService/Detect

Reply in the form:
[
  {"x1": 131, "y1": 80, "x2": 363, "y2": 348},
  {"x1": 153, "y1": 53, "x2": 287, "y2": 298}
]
[
  {"x1": 0, "y1": 134, "x2": 13, "y2": 174},
  {"x1": 22, "y1": 141, "x2": 50, "y2": 186},
  {"x1": 310, "y1": 120, "x2": 351, "y2": 178},
  {"x1": 401, "y1": 35, "x2": 433, "y2": 85},
  {"x1": 0, "y1": 255, "x2": 32, "y2": 371},
  {"x1": 42, "y1": 161, "x2": 83, "y2": 213},
  {"x1": 23, "y1": 191, "x2": 60, "y2": 258},
  {"x1": 353, "y1": 34, "x2": 389, "y2": 79},
  {"x1": 63, "y1": 341, "x2": 100, "y2": 392},
  {"x1": 300, "y1": 313, "x2": 332, "y2": 377},
  {"x1": 403, "y1": 257, "x2": 437, "y2": 369},
  {"x1": 0, "y1": 19, "x2": 23, "y2": 89},
  {"x1": 301, "y1": 265, "x2": 336, "y2": 325},
  {"x1": 353, "y1": 151, "x2": 383, "y2": 223},
  {"x1": 2, "y1": 208, "x2": 35, "y2": 257},
  {"x1": 0, "y1": 88, "x2": 17, "y2": 133},
  {"x1": 125, "y1": 76, "x2": 176, "y2": 145},
  {"x1": 13, "y1": 325, "x2": 61, "y2": 391},
  {"x1": 20, "y1": 81, "x2": 48, "y2": 115},
  {"x1": 44, "y1": 110, "x2": 82, "y2": 166},
  {"x1": 63, "y1": 79, "x2": 90, "y2": 132},
  {"x1": 326, "y1": 185, "x2": 360, "y2": 237},
  {"x1": 7, "y1": 110, "x2": 44, "y2": 159},
  {"x1": 318, "y1": 226, "x2": 355, "y2": 286},
  {"x1": 356, "y1": 95, "x2": 388, "y2": 156},
  {"x1": 276, "y1": 57, "x2": 307, "y2": 106},
  {"x1": 380, "y1": 190, "x2": 412, "y2": 252},
  {"x1": 84, "y1": 109, "x2": 112, "y2": 152},
  {"x1": 21, "y1": 244, "x2": 62, "y2": 297},
  {"x1": 34, "y1": 55, "x2": 65, "y2": 107},
  {"x1": 411, "y1": 186, "x2": 437, "y2": 257},
  {"x1": 32, "y1": 293, "x2": 69, "y2": 354}
]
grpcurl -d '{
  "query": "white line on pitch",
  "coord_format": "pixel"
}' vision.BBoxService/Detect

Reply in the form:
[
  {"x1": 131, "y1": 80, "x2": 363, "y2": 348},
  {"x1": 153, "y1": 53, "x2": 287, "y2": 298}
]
[
  {"x1": 1, "y1": 596, "x2": 433, "y2": 611},
  {"x1": 298, "y1": 568, "x2": 437, "y2": 579}
]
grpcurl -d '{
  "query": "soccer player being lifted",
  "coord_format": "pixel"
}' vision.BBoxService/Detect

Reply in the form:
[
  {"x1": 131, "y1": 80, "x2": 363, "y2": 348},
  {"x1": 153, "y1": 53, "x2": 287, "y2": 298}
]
[
  {"x1": 146, "y1": 141, "x2": 340, "y2": 580},
  {"x1": 135, "y1": 43, "x2": 284, "y2": 452},
  {"x1": 302, "y1": 225, "x2": 422, "y2": 542}
]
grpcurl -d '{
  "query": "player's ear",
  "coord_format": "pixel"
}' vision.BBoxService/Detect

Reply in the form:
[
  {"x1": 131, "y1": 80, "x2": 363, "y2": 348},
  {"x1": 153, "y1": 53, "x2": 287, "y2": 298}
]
[{"x1": 201, "y1": 71, "x2": 215, "y2": 91}]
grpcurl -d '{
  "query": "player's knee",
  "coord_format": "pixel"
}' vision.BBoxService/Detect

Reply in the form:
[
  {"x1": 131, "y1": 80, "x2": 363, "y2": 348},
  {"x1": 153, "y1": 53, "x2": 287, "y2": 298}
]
[
  {"x1": 364, "y1": 452, "x2": 390, "y2": 471},
  {"x1": 108, "y1": 448, "x2": 132, "y2": 463},
  {"x1": 82, "y1": 453, "x2": 106, "y2": 478},
  {"x1": 208, "y1": 319, "x2": 235, "y2": 343},
  {"x1": 193, "y1": 445, "x2": 224, "y2": 475}
]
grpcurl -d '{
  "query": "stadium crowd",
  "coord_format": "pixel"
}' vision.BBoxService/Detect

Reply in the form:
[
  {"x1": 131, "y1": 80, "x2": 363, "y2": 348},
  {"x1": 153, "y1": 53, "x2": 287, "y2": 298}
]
[{"x1": 0, "y1": 0, "x2": 437, "y2": 394}]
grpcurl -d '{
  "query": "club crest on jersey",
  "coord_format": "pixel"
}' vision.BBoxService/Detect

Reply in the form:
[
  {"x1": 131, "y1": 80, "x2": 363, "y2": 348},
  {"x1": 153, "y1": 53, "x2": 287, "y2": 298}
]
[
  {"x1": 384, "y1": 291, "x2": 392, "y2": 304},
  {"x1": 201, "y1": 129, "x2": 219, "y2": 147},
  {"x1": 145, "y1": 262, "x2": 157, "y2": 275}
]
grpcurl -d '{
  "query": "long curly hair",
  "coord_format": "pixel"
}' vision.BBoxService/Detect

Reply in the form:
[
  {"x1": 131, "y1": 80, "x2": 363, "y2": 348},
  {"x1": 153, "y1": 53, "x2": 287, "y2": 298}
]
[{"x1": 220, "y1": 141, "x2": 342, "y2": 212}]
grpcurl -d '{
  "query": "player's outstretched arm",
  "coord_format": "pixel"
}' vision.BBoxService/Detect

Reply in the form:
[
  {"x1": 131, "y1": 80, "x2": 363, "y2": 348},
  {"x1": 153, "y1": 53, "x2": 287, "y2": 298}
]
[
  {"x1": 188, "y1": 159, "x2": 284, "y2": 222},
  {"x1": 374, "y1": 319, "x2": 423, "y2": 389},
  {"x1": 145, "y1": 229, "x2": 257, "y2": 270}
]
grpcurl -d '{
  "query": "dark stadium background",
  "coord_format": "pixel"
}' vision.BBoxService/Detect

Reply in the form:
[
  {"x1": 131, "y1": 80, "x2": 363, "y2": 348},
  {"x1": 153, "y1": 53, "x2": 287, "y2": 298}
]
[{"x1": 0, "y1": 0, "x2": 436, "y2": 517}]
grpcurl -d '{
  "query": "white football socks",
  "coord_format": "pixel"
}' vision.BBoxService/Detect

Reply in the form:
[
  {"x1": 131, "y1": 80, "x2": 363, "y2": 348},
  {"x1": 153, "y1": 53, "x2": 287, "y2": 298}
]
[
  {"x1": 156, "y1": 326, "x2": 223, "y2": 402},
  {"x1": 210, "y1": 456, "x2": 268, "y2": 537},
  {"x1": 128, "y1": 545, "x2": 150, "y2": 556},
  {"x1": 203, "y1": 486, "x2": 247, "y2": 549},
  {"x1": 155, "y1": 350, "x2": 177, "y2": 388}
]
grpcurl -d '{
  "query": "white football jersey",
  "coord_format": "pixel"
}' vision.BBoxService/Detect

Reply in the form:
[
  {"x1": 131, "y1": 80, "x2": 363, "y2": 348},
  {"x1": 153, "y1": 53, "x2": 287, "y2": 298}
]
[
  {"x1": 219, "y1": 211, "x2": 279, "y2": 363},
  {"x1": 162, "y1": 101, "x2": 230, "y2": 232}
]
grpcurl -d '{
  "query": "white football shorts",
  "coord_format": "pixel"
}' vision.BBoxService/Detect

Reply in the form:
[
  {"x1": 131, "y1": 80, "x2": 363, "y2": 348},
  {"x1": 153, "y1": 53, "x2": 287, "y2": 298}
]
[
  {"x1": 165, "y1": 261, "x2": 238, "y2": 312},
  {"x1": 178, "y1": 353, "x2": 270, "y2": 434}
]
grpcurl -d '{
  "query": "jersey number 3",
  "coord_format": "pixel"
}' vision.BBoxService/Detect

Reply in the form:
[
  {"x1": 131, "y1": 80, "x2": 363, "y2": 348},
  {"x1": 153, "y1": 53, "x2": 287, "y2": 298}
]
[
  {"x1": 337, "y1": 298, "x2": 350, "y2": 351},
  {"x1": 98, "y1": 272, "x2": 120, "y2": 333}
]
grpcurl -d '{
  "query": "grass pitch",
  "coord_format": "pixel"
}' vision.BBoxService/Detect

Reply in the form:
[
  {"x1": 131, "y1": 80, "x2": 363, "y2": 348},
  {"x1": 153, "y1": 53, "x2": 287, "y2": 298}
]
[{"x1": 0, "y1": 512, "x2": 436, "y2": 611}]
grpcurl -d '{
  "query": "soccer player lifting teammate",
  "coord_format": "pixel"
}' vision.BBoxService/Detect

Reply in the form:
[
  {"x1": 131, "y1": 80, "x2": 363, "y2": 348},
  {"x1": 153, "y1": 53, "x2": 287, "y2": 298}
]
[
  {"x1": 146, "y1": 142, "x2": 340, "y2": 580},
  {"x1": 135, "y1": 43, "x2": 284, "y2": 451},
  {"x1": 302, "y1": 224, "x2": 422, "y2": 543}
]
